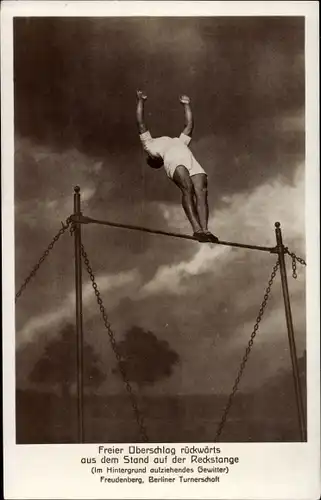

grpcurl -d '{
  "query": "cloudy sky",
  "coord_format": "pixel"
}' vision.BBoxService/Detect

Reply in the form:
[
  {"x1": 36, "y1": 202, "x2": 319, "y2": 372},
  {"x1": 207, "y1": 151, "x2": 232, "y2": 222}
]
[{"x1": 14, "y1": 16, "x2": 306, "y2": 396}]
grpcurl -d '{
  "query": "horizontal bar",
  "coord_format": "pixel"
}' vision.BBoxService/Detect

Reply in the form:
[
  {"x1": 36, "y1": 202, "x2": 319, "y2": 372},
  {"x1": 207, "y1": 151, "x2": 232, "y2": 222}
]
[{"x1": 70, "y1": 214, "x2": 277, "y2": 253}]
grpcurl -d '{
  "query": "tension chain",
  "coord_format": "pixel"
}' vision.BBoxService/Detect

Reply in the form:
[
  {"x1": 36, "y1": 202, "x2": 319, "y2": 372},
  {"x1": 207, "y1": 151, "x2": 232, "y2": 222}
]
[
  {"x1": 214, "y1": 258, "x2": 280, "y2": 441},
  {"x1": 284, "y1": 248, "x2": 306, "y2": 279},
  {"x1": 15, "y1": 217, "x2": 72, "y2": 303},
  {"x1": 80, "y1": 243, "x2": 149, "y2": 443}
]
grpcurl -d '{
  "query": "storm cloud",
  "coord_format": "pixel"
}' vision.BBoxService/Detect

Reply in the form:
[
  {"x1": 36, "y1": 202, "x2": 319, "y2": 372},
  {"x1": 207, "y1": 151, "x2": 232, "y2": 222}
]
[{"x1": 14, "y1": 16, "x2": 305, "y2": 398}]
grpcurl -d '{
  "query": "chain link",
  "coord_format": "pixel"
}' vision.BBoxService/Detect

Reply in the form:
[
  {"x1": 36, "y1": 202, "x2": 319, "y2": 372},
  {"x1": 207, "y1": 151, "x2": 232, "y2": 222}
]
[
  {"x1": 81, "y1": 243, "x2": 149, "y2": 442},
  {"x1": 214, "y1": 259, "x2": 280, "y2": 442},
  {"x1": 284, "y1": 248, "x2": 306, "y2": 279},
  {"x1": 291, "y1": 255, "x2": 298, "y2": 279},
  {"x1": 15, "y1": 217, "x2": 72, "y2": 303}
]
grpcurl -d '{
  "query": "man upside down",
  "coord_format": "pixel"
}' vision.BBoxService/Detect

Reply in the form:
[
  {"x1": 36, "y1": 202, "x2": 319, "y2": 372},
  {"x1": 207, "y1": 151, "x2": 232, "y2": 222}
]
[{"x1": 136, "y1": 90, "x2": 218, "y2": 243}]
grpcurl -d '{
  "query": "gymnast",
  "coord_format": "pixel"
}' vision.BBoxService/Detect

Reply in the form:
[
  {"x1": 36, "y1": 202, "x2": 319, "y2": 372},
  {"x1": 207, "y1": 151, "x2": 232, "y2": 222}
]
[{"x1": 136, "y1": 90, "x2": 218, "y2": 243}]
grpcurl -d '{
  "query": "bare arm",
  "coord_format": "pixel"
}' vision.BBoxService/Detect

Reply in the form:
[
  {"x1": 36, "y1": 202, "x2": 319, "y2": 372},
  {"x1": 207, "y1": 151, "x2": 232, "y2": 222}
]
[
  {"x1": 136, "y1": 90, "x2": 148, "y2": 134},
  {"x1": 180, "y1": 95, "x2": 194, "y2": 137}
]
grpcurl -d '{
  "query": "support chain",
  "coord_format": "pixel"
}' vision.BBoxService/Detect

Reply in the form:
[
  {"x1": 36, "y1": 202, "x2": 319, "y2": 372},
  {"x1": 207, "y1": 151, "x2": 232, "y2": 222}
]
[
  {"x1": 214, "y1": 259, "x2": 280, "y2": 442},
  {"x1": 15, "y1": 217, "x2": 72, "y2": 303},
  {"x1": 284, "y1": 248, "x2": 306, "y2": 279},
  {"x1": 80, "y1": 244, "x2": 149, "y2": 443}
]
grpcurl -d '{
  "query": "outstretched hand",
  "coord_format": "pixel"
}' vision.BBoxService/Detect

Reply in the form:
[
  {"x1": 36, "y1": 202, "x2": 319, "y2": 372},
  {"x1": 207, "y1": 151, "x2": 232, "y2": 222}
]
[
  {"x1": 180, "y1": 95, "x2": 191, "y2": 105},
  {"x1": 136, "y1": 90, "x2": 147, "y2": 101}
]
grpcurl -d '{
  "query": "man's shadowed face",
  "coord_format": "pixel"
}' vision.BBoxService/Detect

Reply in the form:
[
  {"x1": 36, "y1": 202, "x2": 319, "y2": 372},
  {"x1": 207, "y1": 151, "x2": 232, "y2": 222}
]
[{"x1": 147, "y1": 154, "x2": 164, "y2": 169}]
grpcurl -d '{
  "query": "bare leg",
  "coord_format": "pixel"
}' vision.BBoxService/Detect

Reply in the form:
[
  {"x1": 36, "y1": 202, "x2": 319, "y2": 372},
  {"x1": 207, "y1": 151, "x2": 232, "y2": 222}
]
[
  {"x1": 172, "y1": 166, "x2": 202, "y2": 234},
  {"x1": 191, "y1": 173, "x2": 219, "y2": 242},
  {"x1": 191, "y1": 173, "x2": 209, "y2": 231}
]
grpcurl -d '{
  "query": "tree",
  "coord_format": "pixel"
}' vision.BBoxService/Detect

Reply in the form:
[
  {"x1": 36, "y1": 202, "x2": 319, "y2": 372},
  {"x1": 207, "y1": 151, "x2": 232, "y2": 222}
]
[
  {"x1": 29, "y1": 323, "x2": 106, "y2": 399},
  {"x1": 114, "y1": 326, "x2": 180, "y2": 389}
]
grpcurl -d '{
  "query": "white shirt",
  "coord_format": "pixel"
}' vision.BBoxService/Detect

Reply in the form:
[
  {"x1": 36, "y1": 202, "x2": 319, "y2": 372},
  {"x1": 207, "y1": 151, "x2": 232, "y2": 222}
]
[
  {"x1": 140, "y1": 130, "x2": 191, "y2": 157},
  {"x1": 139, "y1": 130, "x2": 206, "y2": 179}
]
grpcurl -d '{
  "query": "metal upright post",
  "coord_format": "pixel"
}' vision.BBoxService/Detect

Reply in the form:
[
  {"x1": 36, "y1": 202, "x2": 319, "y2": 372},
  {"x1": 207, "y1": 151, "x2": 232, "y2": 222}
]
[
  {"x1": 274, "y1": 222, "x2": 306, "y2": 441},
  {"x1": 74, "y1": 186, "x2": 84, "y2": 443}
]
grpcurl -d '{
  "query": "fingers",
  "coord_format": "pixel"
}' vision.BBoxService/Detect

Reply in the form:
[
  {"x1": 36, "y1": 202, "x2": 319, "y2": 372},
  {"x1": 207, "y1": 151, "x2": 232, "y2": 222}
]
[
  {"x1": 137, "y1": 91, "x2": 190, "y2": 103},
  {"x1": 180, "y1": 95, "x2": 191, "y2": 104},
  {"x1": 136, "y1": 90, "x2": 147, "y2": 100}
]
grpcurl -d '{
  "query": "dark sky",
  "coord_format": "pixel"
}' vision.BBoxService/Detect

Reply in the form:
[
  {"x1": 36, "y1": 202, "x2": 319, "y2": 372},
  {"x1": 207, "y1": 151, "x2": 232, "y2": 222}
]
[{"x1": 14, "y1": 16, "x2": 306, "y2": 396}]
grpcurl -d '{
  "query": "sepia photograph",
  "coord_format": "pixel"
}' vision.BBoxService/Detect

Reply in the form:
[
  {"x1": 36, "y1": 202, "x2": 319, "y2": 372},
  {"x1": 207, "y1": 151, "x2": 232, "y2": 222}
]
[
  {"x1": 2, "y1": 2, "x2": 320, "y2": 499},
  {"x1": 14, "y1": 14, "x2": 307, "y2": 445}
]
